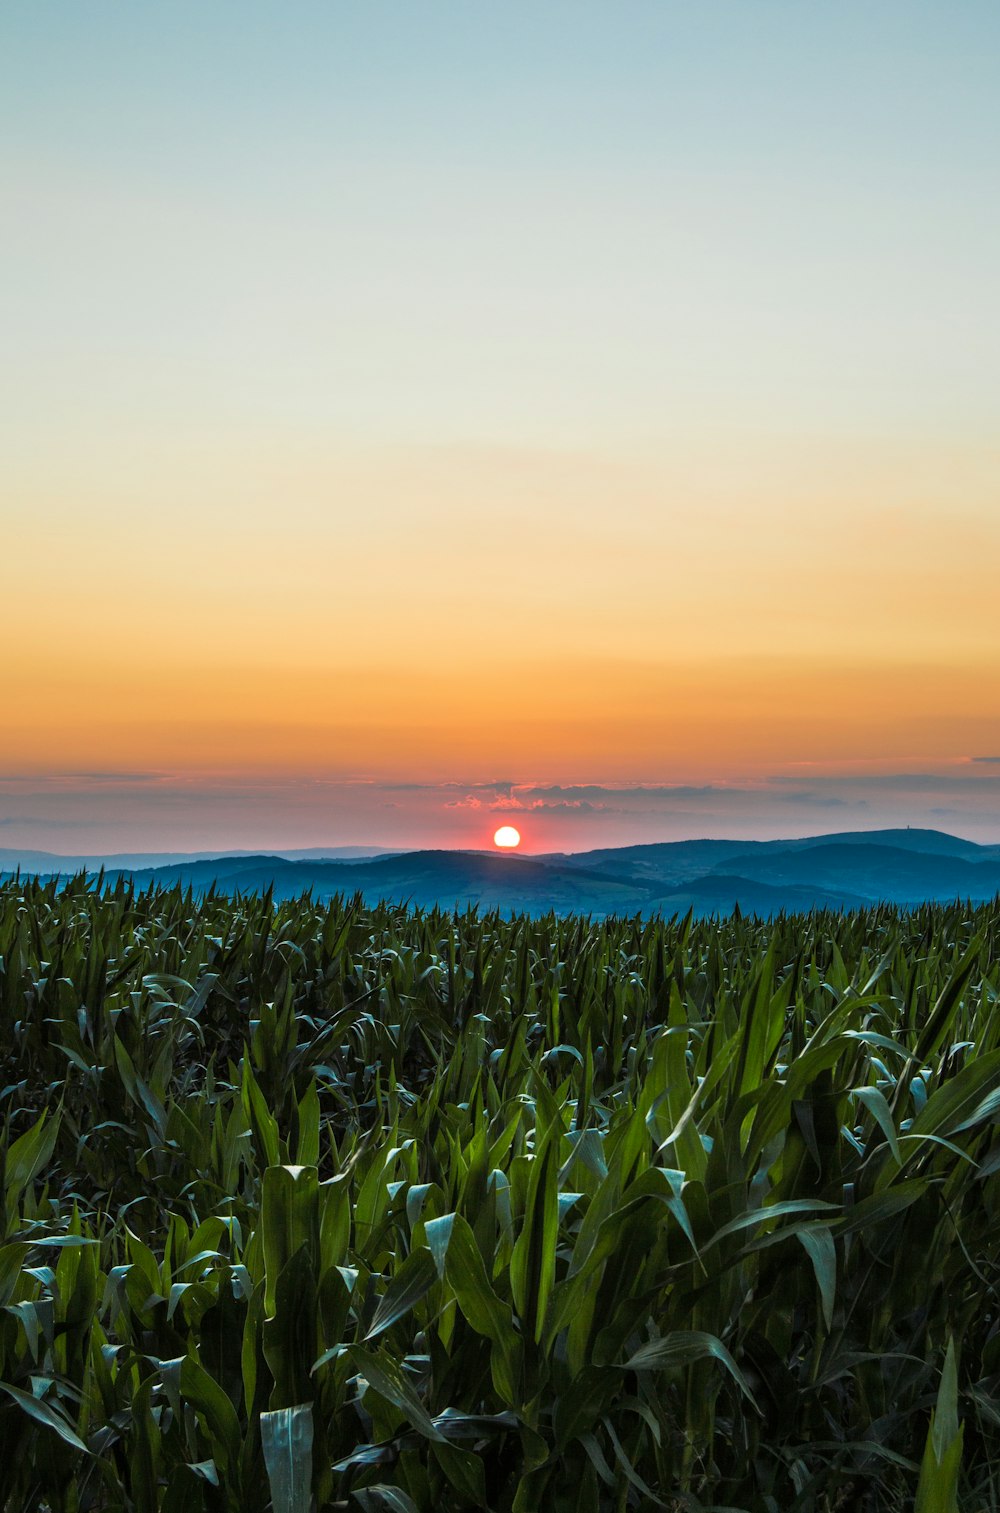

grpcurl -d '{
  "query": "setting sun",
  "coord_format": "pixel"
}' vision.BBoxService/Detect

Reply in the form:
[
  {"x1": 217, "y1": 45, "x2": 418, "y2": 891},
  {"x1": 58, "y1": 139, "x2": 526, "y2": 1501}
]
[{"x1": 493, "y1": 825, "x2": 521, "y2": 849}]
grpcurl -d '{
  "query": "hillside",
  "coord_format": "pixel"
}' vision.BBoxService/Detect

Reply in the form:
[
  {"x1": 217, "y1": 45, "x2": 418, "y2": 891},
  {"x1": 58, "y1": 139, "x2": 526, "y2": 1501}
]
[
  {"x1": 531, "y1": 827, "x2": 1000, "y2": 912},
  {"x1": 4, "y1": 826, "x2": 1000, "y2": 916}
]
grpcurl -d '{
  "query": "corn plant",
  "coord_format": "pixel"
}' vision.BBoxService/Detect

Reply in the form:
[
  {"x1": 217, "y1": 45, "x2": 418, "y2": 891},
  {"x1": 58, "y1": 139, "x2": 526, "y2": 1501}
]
[{"x1": 1, "y1": 874, "x2": 1000, "y2": 1509}]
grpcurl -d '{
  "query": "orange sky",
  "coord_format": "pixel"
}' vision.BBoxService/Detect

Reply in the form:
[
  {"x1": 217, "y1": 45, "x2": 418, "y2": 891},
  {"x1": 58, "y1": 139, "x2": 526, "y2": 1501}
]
[
  {"x1": 5, "y1": 436, "x2": 1000, "y2": 849},
  {"x1": 7, "y1": 439, "x2": 1000, "y2": 780}
]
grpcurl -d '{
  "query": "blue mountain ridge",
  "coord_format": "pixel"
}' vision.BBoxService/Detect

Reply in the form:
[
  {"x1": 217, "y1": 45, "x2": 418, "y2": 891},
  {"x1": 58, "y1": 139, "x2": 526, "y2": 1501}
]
[{"x1": 4, "y1": 827, "x2": 999, "y2": 917}]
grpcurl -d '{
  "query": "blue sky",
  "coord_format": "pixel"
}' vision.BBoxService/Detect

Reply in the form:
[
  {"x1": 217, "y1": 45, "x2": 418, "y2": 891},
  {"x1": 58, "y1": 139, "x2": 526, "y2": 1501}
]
[{"x1": 6, "y1": 1, "x2": 998, "y2": 447}]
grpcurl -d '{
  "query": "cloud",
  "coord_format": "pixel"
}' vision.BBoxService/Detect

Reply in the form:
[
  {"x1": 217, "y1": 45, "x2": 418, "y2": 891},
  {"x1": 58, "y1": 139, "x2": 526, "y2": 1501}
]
[
  {"x1": 0, "y1": 815, "x2": 96, "y2": 828},
  {"x1": 450, "y1": 781, "x2": 921, "y2": 819},
  {"x1": 0, "y1": 772, "x2": 166, "y2": 788},
  {"x1": 63, "y1": 772, "x2": 164, "y2": 784},
  {"x1": 429, "y1": 779, "x2": 936, "y2": 815},
  {"x1": 528, "y1": 800, "x2": 603, "y2": 813},
  {"x1": 771, "y1": 791, "x2": 851, "y2": 807},
  {"x1": 522, "y1": 783, "x2": 755, "y2": 803},
  {"x1": 769, "y1": 771, "x2": 1000, "y2": 791},
  {"x1": 446, "y1": 790, "x2": 608, "y2": 814},
  {"x1": 381, "y1": 780, "x2": 769, "y2": 807},
  {"x1": 972, "y1": 756, "x2": 1000, "y2": 764},
  {"x1": 382, "y1": 779, "x2": 517, "y2": 795},
  {"x1": 390, "y1": 773, "x2": 1000, "y2": 805}
]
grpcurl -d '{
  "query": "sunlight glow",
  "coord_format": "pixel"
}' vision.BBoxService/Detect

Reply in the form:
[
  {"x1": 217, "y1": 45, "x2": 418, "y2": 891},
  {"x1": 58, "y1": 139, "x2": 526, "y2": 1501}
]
[{"x1": 493, "y1": 826, "x2": 521, "y2": 849}]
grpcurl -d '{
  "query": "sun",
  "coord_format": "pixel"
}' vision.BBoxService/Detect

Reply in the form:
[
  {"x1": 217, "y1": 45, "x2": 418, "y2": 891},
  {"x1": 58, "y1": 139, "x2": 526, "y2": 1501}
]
[{"x1": 493, "y1": 825, "x2": 521, "y2": 849}]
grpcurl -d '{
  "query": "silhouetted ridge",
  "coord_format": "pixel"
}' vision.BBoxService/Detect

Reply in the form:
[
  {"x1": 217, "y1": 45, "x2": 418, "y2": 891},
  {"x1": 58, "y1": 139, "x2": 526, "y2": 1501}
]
[{"x1": 4, "y1": 828, "x2": 999, "y2": 918}]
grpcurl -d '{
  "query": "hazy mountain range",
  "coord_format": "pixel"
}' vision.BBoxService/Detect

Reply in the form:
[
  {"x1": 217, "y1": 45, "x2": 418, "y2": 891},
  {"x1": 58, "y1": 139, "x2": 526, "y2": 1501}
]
[{"x1": 4, "y1": 828, "x2": 1000, "y2": 917}]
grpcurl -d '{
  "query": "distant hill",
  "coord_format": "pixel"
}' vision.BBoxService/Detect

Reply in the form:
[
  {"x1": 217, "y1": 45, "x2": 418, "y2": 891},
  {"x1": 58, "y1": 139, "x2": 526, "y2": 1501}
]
[
  {"x1": 111, "y1": 850, "x2": 651, "y2": 916},
  {"x1": 0, "y1": 844, "x2": 394, "y2": 872},
  {"x1": 4, "y1": 826, "x2": 1000, "y2": 918}
]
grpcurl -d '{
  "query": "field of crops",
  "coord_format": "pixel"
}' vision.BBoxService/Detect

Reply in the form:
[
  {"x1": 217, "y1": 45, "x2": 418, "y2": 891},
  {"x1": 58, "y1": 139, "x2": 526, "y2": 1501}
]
[{"x1": 2, "y1": 876, "x2": 1000, "y2": 1511}]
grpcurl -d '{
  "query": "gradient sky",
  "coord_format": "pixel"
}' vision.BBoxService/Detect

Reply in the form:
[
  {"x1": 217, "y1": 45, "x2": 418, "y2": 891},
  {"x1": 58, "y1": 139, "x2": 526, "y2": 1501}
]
[{"x1": 3, "y1": 3, "x2": 1000, "y2": 853}]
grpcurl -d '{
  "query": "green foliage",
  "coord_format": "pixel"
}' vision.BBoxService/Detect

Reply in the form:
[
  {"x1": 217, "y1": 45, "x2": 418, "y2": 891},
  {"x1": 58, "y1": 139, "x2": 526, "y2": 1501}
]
[
  {"x1": 915, "y1": 1338, "x2": 964, "y2": 1513},
  {"x1": 1, "y1": 874, "x2": 999, "y2": 1509}
]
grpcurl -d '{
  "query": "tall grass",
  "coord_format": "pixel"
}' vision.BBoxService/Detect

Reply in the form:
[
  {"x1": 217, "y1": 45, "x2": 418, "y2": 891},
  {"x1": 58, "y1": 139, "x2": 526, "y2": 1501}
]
[{"x1": 1, "y1": 874, "x2": 999, "y2": 1510}]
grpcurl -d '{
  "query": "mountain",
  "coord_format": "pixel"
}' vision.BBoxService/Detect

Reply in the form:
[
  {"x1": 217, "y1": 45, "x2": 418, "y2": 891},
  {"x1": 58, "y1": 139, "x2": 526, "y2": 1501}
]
[
  {"x1": 112, "y1": 850, "x2": 651, "y2": 916},
  {"x1": 703, "y1": 841, "x2": 1000, "y2": 903},
  {"x1": 0, "y1": 844, "x2": 394, "y2": 872},
  {"x1": 4, "y1": 828, "x2": 999, "y2": 918}
]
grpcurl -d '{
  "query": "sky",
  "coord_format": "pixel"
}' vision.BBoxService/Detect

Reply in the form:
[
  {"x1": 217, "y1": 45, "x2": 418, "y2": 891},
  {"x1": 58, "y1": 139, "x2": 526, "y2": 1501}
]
[{"x1": 3, "y1": 2, "x2": 1000, "y2": 854}]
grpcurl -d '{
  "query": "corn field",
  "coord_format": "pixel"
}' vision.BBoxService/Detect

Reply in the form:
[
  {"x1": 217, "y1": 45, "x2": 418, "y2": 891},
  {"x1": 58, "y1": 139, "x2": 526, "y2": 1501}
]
[{"x1": 2, "y1": 875, "x2": 1000, "y2": 1511}]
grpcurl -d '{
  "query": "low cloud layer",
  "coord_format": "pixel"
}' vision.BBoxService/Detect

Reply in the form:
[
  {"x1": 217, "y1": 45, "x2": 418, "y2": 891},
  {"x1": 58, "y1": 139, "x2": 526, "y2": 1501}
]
[{"x1": 1, "y1": 764, "x2": 998, "y2": 856}]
